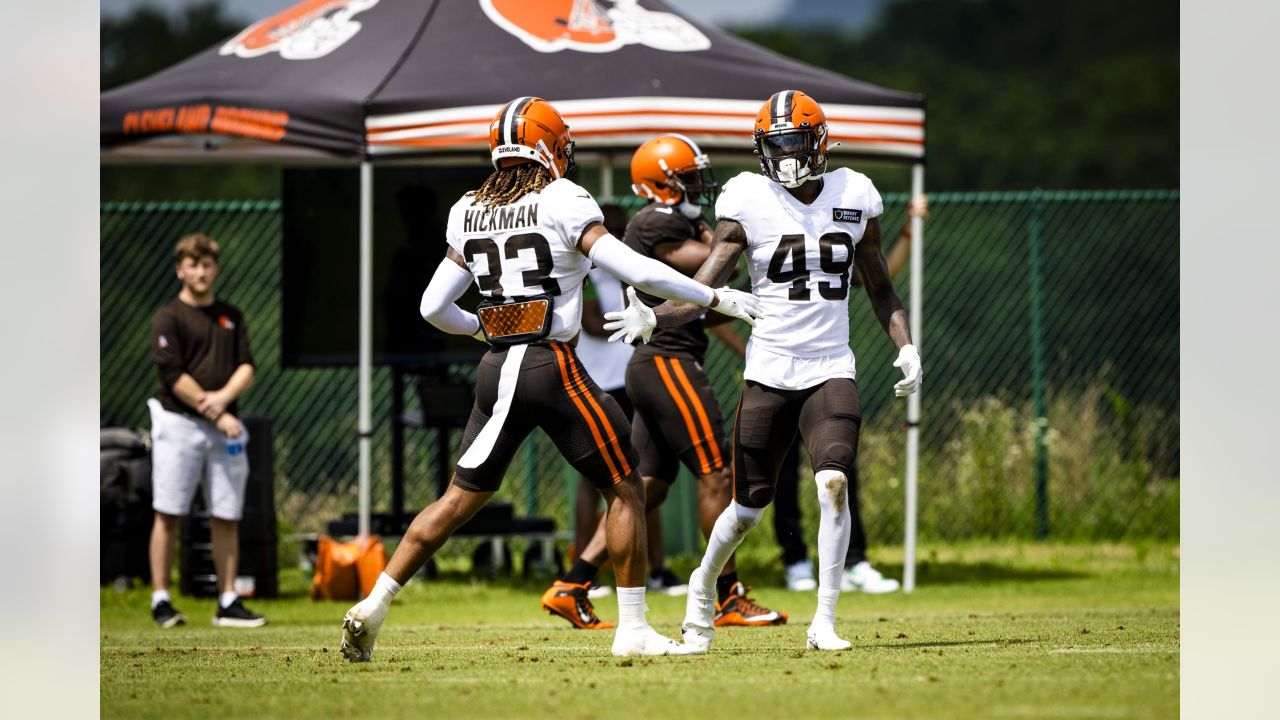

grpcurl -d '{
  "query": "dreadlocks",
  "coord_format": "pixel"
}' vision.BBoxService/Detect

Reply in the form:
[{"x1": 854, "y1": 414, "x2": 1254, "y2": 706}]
[{"x1": 473, "y1": 163, "x2": 555, "y2": 207}]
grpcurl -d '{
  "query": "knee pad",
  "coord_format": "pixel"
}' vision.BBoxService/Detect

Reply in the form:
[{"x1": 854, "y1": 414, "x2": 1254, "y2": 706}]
[
  {"x1": 814, "y1": 469, "x2": 848, "y2": 511},
  {"x1": 726, "y1": 501, "x2": 765, "y2": 535},
  {"x1": 735, "y1": 482, "x2": 776, "y2": 509}
]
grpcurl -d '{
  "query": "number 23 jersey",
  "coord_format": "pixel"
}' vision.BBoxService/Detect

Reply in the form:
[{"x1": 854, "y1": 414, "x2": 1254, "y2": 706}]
[
  {"x1": 716, "y1": 168, "x2": 883, "y2": 382},
  {"x1": 445, "y1": 178, "x2": 602, "y2": 343}
]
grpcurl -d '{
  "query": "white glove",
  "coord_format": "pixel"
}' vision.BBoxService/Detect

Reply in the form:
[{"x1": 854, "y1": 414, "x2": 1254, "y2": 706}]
[
  {"x1": 603, "y1": 287, "x2": 657, "y2": 344},
  {"x1": 893, "y1": 344, "x2": 923, "y2": 397},
  {"x1": 709, "y1": 287, "x2": 763, "y2": 326}
]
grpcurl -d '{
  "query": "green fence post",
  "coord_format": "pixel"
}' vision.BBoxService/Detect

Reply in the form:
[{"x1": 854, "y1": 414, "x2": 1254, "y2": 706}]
[{"x1": 1028, "y1": 189, "x2": 1049, "y2": 539}]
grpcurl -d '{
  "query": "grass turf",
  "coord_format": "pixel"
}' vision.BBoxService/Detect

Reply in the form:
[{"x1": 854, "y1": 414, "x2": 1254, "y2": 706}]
[{"x1": 101, "y1": 542, "x2": 1178, "y2": 719}]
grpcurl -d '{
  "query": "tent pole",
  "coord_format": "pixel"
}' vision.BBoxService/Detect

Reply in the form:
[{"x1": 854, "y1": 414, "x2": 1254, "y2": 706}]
[
  {"x1": 599, "y1": 153, "x2": 613, "y2": 199},
  {"x1": 903, "y1": 162, "x2": 924, "y2": 593},
  {"x1": 358, "y1": 161, "x2": 373, "y2": 540}
]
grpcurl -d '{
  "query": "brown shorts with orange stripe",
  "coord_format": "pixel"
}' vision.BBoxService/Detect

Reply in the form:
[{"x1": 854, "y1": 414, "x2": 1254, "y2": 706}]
[
  {"x1": 625, "y1": 351, "x2": 728, "y2": 481},
  {"x1": 452, "y1": 342, "x2": 637, "y2": 494}
]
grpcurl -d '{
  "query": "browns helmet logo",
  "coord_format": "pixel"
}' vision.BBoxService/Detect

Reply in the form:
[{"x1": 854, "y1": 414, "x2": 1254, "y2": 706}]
[
  {"x1": 219, "y1": 0, "x2": 379, "y2": 60},
  {"x1": 481, "y1": 0, "x2": 710, "y2": 54}
]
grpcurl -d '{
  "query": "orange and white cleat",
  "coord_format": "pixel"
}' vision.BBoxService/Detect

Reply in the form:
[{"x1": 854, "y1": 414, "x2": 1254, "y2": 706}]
[
  {"x1": 540, "y1": 580, "x2": 614, "y2": 630},
  {"x1": 714, "y1": 582, "x2": 788, "y2": 627}
]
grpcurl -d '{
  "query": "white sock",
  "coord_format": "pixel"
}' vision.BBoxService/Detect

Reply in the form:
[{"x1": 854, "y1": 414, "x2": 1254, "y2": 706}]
[
  {"x1": 813, "y1": 469, "x2": 852, "y2": 627},
  {"x1": 697, "y1": 501, "x2": 764, "y2": 594},
  {"x1": 616, "y1": 586, "x2": 647, "y2": 631},
  {"x1": 814, "y1": 589, "x2": 841, "y2": 629},
  {"x1": 219, "y1": 591, "x2": 239, "y2": 609},
  {"x1": 151, "y1": 589, "x2": 170, "y2": 609},
  {"x1": 366, "y1": 572, "x2": 403, "y2": 608}
]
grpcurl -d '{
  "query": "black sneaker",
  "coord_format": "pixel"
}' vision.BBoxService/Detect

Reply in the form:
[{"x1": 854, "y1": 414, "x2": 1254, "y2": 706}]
[
  {"x1": 152, "y1": 600, "x2": 186, "y2": 628},
  {"x1": 212, "y1": 598, "x2": 268, "y2": 628},
  {"x1": 646, "y1": 566, "x2": 689, "y2": 596}
]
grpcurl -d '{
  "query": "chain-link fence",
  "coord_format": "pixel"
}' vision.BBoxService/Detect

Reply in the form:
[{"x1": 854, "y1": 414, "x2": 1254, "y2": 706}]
[{"x1": 101, "y1": 189, "x2": 1178, "y2": 548}]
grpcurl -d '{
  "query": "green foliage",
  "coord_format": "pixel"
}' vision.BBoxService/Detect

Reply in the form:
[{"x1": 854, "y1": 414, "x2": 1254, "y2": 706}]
[
  {"x1": 101, "y1": 1, "x2": 243, "y2": 91},
  {"x1": 734, "y1": 0, "x2": 1178, "y2": 190}
]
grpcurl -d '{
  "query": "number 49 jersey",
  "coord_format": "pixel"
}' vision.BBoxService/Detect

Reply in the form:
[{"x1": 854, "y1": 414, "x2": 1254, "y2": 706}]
[
  {"x1": 445, "y1": 178, "x2": 602, "y2": 342},
  {"x1": 716, "y1": 168, "x2": 883, "y2": 359}
]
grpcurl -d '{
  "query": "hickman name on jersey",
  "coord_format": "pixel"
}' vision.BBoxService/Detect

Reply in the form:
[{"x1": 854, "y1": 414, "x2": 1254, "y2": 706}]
[
  {"x1": 716, "y1": 168, "x2": 883, "y2": 379},
  {"x1": 445, "y1": 178, "x2": 603, "y2": 343}
]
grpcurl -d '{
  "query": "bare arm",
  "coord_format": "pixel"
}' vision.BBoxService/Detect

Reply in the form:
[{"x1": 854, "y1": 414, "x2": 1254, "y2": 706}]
[
  {"x1": 171, "y1": 373, "x2": 207, "y2": 413},
  {"x1": 652, "y1": 219, "x2": 747, "y2": 328},
  {"x1": 653, "y1": 239, "x2": 711, "y2": 276},
  {"x1": 648, "y1": 216, "x2": 712, "y2": 280},
  {"x1": 198, "y1": 363, "x2": 256, "y2": 420},
  {"x1": 853, "y1": 218, "x2": 913, "y2": 349}
]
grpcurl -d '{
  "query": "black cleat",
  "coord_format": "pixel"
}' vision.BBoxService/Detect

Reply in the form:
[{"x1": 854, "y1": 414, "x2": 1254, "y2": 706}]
[
  {"x1": 212, "y1": 598, "x2": 268, "y2": 628},
  {"x1": 152, "y1": 600, "x2": 187, "y2": 628}
]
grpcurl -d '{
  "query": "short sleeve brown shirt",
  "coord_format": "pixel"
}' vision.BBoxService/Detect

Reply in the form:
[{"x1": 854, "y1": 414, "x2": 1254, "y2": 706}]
[{"x1": 149, "y1": 297, "x2": 254, "y2": 417}]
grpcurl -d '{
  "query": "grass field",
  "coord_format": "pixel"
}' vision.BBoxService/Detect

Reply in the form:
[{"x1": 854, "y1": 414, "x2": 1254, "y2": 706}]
[{"x1": 101, "y1": 543, "x2": 1179, "y2": 719}]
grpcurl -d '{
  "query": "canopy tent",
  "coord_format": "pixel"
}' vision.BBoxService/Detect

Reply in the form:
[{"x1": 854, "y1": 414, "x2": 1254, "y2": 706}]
[{"x1": 101, "y1": 0, "x2": 926, "y2": 589}]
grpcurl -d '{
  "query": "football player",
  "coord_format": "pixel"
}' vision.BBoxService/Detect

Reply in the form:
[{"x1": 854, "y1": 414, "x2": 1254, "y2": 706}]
[
  {"x1": 606, "y1": 90, "x2": 923, "y2": 652},
  {"x1": 542, "y1": 135, "x2": 787, "y2": 630},
  {"x1": 338, "y1": 97, "x2": 761, "y2": 660}
]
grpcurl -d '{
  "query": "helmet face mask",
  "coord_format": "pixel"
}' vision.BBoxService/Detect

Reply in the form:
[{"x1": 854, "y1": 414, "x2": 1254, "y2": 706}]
[
  {"x1": 753, "y1": 90, "x2": 829, "y2": 189},
  {"x1": 674, "y1": 166, "x2": 718, "y2": 207},
  {"x1": 756, "y1": 127, "x2": 827, "y2": 188}
]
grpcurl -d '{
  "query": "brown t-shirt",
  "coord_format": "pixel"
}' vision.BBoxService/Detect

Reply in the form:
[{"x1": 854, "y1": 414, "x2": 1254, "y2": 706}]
[
  {"x1": 623, "y1": 203, "x2": 709, "y2": 361},
  {"x1": 149, "y1": 297, "x2": 254, "y2": 417}
]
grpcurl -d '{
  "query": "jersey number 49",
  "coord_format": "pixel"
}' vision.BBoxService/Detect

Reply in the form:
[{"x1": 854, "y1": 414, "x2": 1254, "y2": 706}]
[{"x1": 766, "y1": 232, "x2": 854, "y2": 301}]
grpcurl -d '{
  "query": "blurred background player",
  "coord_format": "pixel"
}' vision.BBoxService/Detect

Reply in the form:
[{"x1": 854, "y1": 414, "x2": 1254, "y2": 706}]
[
  {"x1": 147, "y1": 232, "x2": 266, "y2": 629},
  {"x1": 544, "y1": 135, "x2": 787, "y2": 630},
  {"x1": 615, "y1": 90, "x2": 923, "y2": 652},
  {"x1": 339, "y1": 97, "x2": 761, "y2": 660},
  {"x1": 777, "y1": 195, "x2": 928, "y2": 594},
  {"x1": 575, "y1": 205, "x2": 679, "y2": 602},
  {"x1": 570, "y1": 204, "x2": 633, "y2": 602}
]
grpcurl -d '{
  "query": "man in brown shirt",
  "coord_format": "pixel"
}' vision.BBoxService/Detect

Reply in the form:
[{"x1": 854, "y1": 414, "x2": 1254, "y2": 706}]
[{"x1": 146, "y1": 233, "x2": 265, "y2": 628}]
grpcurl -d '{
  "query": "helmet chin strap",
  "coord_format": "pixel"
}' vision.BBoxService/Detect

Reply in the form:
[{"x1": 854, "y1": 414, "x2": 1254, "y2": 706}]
[{"x1": 678, "y1": 200, "x2": 702, "y2": 219}]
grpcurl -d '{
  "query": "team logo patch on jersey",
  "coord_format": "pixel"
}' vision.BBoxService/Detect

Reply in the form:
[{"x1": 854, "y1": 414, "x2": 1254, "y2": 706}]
[
  {"x1": 219, "y1": 0, "x2": 380, "y2": 60},
  {"x1": 833, "y1": 208, "x2": 863, "y2": 223},
  {"x1": 219, "y1": 316, "x2": 236, "y2": 330},
  {"x1": 481, "y1": 0, "x2": 710, "y2": 54}
]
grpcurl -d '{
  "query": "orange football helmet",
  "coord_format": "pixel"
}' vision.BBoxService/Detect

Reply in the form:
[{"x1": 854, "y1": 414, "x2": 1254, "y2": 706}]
[
  {"x1": 753, "y1": 90, "x2": 829, "y2": 188},
  {"x1": 489, "y1": 96, "x2": 576, "y2": 179},
  {"x1": 629, "y1": 134, "x2": 718, "y2": 209}
]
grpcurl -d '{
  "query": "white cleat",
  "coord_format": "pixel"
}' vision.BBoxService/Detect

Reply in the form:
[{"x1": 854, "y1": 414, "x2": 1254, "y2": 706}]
[
  {"x1": 840, "y1": 561, "x2": 901, "y2": 594},
  {"x1": 611, "y1": 625, "x2": 694, "y2": 656},
  {"x1": 681, "y1": 624, "x2": 715, "y2": 654},
  {"x1": 339, "y1": 600, "x2": 388, "y2": 662},
  {"x1": 680, "y1": 567, "x2": 717, "y2": 653},
  {"x1": 806, "y1": 624, "x2": 853, "y2": 651}
]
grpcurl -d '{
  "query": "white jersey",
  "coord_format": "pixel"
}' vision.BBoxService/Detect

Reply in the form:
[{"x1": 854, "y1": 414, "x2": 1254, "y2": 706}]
[
  {"x1": 715, "y1": 168, "x2": 883, "y2": 389},
  {"x1": 445, "y1": 177, "x2": 602, "y2": 343}
]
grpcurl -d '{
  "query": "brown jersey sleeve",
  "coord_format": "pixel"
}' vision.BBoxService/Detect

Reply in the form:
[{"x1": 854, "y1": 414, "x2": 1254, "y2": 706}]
[{"x1": 150, "y1": 306, "x2": 185, "y2": 390}]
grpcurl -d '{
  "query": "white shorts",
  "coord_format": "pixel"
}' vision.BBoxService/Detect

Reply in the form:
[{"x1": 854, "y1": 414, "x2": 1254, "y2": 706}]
[
  {"x1": 148, "y1": 398, "x2": 250, "y2": 521},
  {"x1": 743, "y1": 341, "x2": 856, "y2": 391}
]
